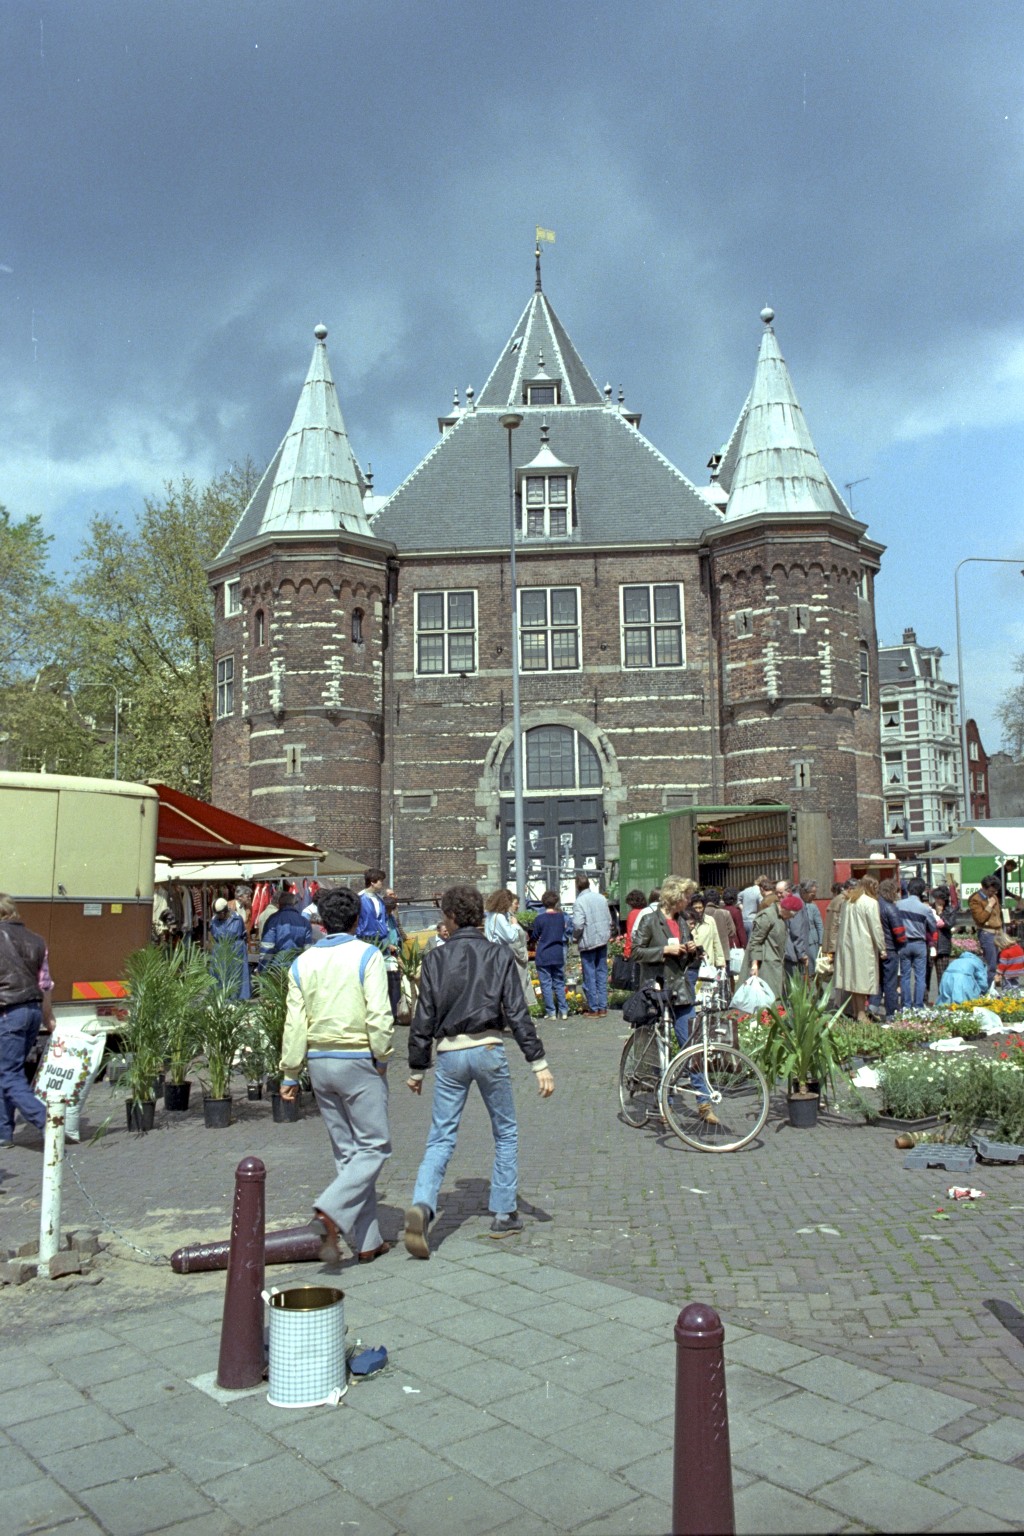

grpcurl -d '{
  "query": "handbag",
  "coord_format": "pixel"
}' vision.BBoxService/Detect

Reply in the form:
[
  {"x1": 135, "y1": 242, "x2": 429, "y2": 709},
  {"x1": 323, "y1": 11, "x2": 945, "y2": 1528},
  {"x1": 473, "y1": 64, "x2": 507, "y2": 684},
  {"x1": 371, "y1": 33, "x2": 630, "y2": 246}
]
[
  {"x1": 611, "y1": 955, "x2": 636, "y2": 990},
  {"x1": 622, "y1": 981, "x2": 664, "y2": 1028},
  {"x1": 814, "y1": 952, "x2": 834, "y2": 977}
]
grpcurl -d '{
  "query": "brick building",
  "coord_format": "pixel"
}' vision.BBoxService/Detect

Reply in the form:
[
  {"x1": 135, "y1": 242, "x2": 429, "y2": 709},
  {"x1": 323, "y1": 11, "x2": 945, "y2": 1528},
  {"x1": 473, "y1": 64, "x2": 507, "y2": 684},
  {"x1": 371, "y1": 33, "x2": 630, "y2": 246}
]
[
  {"x1": 877, "y1": 628, "x2": 962, "y2": 843},
  {"x1": 209, "y1": 266, "x2": 884, "y2": 896},
  {"x1": 965, "y1": 719, "x2": 990, "y2": 820}
]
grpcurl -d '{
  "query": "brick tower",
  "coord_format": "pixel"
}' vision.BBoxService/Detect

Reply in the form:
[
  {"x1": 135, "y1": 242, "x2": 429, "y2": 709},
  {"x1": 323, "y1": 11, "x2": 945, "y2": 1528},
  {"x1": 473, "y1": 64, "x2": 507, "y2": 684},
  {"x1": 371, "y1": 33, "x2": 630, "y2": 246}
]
[
  {"x1": 704, "y1": 308, "x2": 884, "y2": 850},
  {"x1": 208, "y1": 325, "x2": 396, "y2": 861}
]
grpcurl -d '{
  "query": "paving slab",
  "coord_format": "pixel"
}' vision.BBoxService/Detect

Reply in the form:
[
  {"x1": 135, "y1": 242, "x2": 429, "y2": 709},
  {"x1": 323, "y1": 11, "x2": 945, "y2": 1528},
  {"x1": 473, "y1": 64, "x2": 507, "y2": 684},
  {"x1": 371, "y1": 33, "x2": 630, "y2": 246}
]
[
  {"x1": 200, "y1": 1451, "x2": 336, "y2": 1525},
  {"x1": 40, "y1": 1434, "x2": 170, "y2": 1491},
  {"x1": 815, "y1": 1464, "x2": 963, "y2": 1531},
  {"x1": 958, "y1": 1414, "x2": 1024, "y2": 1461},
  {"x1": 733, "y1": 1428, "x2": 864, "y2": 1494},
  {"x1": 734, "y1": 1479, "x2": 849, "y2": 1534},
  {"x1": 856, "y1": 1378, "x2": 979, "y2": 1433},
  {"x1": 77, "y1": 1469, "x2": 218, "y2": 1536},
  {"x1": 500, "y1": 1458, "x2": 639, "y2": 1528},
  {"x1": 839, "y1": 1419, "x2": 966, "y2": 1478},
  {"x1": 926, "y1": 1456, "x2": 1024, "y2": 1523},
  {"x1": 4, "y1": 1476, "x2": 89, "y2": 1534}
]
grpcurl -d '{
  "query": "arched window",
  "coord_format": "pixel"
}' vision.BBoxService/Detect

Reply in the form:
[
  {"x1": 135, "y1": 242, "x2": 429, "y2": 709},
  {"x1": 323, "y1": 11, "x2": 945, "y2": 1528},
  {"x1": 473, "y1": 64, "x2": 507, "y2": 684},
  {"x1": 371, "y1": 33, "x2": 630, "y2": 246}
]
[
  {"x1": 253, "y1": 610, "x2": 265, "y2": 647},
  {"x1": 351, "y1": 607, "x2": 364, "y2": 644},
  {"x1": 500, "y1": 726, "x2": 602, "y2": 792}
]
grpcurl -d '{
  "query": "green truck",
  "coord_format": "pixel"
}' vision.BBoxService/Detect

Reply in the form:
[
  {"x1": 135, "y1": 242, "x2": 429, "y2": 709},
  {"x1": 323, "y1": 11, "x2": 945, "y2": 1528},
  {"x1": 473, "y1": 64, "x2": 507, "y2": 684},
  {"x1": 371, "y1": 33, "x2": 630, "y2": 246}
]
[{"x1": 617, "y1": 804, "x2": 834, "y2": 904}]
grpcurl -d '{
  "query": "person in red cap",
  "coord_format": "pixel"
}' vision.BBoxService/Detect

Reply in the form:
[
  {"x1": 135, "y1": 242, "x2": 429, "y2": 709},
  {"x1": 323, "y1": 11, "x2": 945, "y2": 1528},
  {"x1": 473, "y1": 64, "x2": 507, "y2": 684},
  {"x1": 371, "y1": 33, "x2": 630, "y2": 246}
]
[{"x1": 780, "y1": 893, "x2": 810, "y2": 986}]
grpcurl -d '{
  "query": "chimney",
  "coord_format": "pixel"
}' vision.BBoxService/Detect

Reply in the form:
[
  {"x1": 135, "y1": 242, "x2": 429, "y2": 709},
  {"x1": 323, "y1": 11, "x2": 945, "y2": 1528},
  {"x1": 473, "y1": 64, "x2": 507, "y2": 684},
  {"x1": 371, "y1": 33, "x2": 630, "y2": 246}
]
[{"x1": 902, "y1": 627, "x2": 916, "y2": 645}]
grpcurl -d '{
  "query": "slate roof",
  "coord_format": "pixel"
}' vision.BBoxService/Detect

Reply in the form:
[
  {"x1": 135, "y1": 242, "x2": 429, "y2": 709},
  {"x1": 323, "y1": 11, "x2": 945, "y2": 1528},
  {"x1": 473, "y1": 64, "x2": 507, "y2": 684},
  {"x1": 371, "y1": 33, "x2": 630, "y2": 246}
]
[
  {"x1": 718, "y1": 310, "x2": 850, "y2": 522},
  {"x1": 373, "y1": 286, "x2": 718, "y2": 552},
  {"x1": 878, "y1": 647, "x2": 915, "y2": 685},
  {"x1": 373, "y1": 403, "x2": 719, "y2": 552},
  {"x1": 216, "y1": 325, "x2": 372, "y2": 560}
]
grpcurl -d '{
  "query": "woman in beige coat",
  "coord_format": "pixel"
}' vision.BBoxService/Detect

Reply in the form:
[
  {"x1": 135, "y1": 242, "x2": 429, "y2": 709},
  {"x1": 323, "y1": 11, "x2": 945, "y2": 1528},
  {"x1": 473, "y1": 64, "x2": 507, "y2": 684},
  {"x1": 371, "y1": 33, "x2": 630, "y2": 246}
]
[{"x1": 834, "y1": 876, "x2": 885, "y2": 1023}]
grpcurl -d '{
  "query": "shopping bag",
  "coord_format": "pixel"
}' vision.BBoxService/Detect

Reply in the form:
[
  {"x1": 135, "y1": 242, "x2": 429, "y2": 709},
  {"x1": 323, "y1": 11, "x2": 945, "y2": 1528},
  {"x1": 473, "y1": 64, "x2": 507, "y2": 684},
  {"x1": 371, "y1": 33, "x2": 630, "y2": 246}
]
[
  {"x1": 731, "y1": 975, "x2": 775, "y2": 1014},
  {"x1": 728, "y1": 947, "x2": 745, "y2": 976}
]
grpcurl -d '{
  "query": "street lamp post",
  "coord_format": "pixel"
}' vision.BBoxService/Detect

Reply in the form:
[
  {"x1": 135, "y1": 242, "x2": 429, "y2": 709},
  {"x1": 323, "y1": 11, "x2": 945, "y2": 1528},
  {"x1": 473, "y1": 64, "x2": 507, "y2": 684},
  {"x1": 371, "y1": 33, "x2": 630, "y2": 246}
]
[
  {"x1": 954, "y1": 557, "x2": 1024, "y2": 821},
  {"x1": 500, "y1": 412, "x2": 525, "y2": 903}
]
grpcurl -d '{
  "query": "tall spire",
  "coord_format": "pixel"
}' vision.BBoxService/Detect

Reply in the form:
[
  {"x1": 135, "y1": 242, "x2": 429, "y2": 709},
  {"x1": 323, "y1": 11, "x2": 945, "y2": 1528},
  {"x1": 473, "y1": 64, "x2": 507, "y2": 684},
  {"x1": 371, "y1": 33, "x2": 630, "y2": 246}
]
[
  {"x1": 217, "y1": 325, "x2": 374, "y2": 557},
  {"x1": 722, "y1": 308, "x2": 849, "y2": 521},
  {"x1": 476, "y1": 289, "x2": 604, "y2": 408},
  {"x1": 535, "y1": 241, "x2": 542, "y2": 292}
]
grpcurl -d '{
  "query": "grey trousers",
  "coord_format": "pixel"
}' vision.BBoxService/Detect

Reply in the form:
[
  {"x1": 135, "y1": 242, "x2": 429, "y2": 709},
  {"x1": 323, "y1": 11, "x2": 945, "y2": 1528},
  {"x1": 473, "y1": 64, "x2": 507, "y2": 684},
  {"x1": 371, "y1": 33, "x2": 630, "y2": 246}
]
[{"x1": 308, "y1": 1057, "x2": 391, "y2": 1254}]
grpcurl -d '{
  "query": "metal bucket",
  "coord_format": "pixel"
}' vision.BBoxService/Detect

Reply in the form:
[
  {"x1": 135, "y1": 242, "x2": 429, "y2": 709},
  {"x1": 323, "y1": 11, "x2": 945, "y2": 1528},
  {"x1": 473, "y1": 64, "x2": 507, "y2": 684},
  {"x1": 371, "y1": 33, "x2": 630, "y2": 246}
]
[{"x1": 264, "y1": 1284, "x2": 346, "y2": 1407}]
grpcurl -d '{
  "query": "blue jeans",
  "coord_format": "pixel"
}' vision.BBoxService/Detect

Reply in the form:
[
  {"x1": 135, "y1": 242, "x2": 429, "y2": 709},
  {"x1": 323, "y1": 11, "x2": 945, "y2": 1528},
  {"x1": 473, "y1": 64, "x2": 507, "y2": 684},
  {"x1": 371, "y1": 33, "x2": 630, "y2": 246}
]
[
  {"x1": 537, "y1": 963, "x2": 567, "y2": 1016},
  {"x1": 0, "y1": 1003, "x2": 46, "y2": 1142},
  {"x1": 900, "y1": 940, "x2": 928, "y2": 1009},
  {"x1": 412, "y1": 1044, "x2": 518, "y2": 1217},
  {"x1": 580, "y1": 946, "x2": 608, "y2": 1011},
  {"x1": 672, "y1": 1003, "x2": 710, "y2": 1103},
  {"x1": 876, "y1": 951, "x2": 901, "y2": 1018},
  {"x1": 978, "y1": 929, "x2": 998, "y2": 986}
]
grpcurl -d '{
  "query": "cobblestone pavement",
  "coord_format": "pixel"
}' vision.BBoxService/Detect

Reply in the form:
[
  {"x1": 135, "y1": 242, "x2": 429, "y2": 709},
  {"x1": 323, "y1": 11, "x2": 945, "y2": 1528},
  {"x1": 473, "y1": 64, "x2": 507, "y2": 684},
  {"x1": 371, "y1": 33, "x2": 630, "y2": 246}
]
[{"x1": 3, "y1": 1014, "x2": 1023, "y2": 1419}]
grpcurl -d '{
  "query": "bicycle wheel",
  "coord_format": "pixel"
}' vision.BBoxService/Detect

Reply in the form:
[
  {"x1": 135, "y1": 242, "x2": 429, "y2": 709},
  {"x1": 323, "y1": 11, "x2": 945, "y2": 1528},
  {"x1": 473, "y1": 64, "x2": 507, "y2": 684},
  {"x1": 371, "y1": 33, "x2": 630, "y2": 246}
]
[
  {"x1": 659, "y1": 1045, "x2": 768, "y2": 1152},
  {"x1": 618, "y1": 1029, "x2": 661, "y2": 1127}
]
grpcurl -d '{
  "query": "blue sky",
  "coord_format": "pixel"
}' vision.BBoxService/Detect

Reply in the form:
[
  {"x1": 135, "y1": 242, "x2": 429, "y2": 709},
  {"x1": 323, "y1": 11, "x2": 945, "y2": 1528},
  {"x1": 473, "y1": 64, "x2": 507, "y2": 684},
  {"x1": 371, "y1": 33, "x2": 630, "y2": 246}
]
[{"x1": 2, "y1": 0, "x2": 1022, "y2": 745}]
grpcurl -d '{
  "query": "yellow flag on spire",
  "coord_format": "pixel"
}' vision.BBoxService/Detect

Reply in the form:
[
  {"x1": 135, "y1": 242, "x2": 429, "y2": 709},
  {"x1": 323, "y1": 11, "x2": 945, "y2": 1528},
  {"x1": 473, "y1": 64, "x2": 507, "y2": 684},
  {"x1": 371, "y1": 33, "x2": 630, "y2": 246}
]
[{"x1": 535, "y1": 226, "x2": 556, "y2": 243}]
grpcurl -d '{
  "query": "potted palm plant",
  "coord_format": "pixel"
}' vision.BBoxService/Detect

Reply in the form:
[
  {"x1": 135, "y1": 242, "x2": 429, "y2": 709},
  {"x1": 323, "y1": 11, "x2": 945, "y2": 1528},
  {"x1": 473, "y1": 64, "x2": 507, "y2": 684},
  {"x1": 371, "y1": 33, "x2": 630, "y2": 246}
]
[
  {"x1": 198, "y1": 939, "x2": 248, "y2": 1127},
  {"x1": 118, "y1": 947, "x2": 175, "y2": 1132},
  {"x1": 251, "y1": 963, "x2": 298, "y2": 1122},
  {"x1": 758, "y1": 976, "x2": 847, "y2": 1128},
  {"x1": 397, "y1": 936, "x2": 426, "y2": 1024},
  {"x1": 161, "y1": 945, "x2": 212, "y2": 1111}
]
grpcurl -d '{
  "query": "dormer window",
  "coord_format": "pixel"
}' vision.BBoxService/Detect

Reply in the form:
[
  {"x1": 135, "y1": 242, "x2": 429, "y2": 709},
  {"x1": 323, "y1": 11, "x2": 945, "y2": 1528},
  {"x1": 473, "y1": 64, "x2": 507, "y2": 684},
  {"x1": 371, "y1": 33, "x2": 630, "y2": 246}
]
[
  {"x1": 517, "y1": 425, "x2": 577, "y2": 541},
  {"x1": 523, "y1": 351, "x2": 561, "y2": 407},
  {"x1": 524, "y1": 474, "x2": 570, "y2": 537}
]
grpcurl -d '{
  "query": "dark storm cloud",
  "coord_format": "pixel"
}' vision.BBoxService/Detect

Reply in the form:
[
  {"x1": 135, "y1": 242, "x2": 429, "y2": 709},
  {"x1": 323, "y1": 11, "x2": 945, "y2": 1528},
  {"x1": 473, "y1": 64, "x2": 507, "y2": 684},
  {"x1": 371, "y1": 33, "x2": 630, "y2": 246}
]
[{"x1": 1, "y1": 0, "x2": 1022, "y2": 735}]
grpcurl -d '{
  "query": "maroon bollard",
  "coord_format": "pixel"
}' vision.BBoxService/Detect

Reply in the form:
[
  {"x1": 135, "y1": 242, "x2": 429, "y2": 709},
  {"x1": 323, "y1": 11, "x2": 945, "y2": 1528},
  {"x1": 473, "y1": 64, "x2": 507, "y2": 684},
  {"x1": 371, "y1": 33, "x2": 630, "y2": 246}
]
[
  {"x1": 215, "y1": 1156, "x2": 266, "y2": 1390},
  {"x1": 672, "y1": 1303, "x2": 735, "y2": 1536},
  {"x1": 171, "y1": 1221, "x2": 324, "y2": 1274}
]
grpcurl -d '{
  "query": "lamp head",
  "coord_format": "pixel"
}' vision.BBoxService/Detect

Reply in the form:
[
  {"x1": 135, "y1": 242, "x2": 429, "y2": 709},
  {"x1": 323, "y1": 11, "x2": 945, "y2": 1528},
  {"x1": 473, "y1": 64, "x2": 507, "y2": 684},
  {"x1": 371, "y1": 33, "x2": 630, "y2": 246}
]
[{"x1": 499, "y1": 413, "x2": 524, "y2": 431}]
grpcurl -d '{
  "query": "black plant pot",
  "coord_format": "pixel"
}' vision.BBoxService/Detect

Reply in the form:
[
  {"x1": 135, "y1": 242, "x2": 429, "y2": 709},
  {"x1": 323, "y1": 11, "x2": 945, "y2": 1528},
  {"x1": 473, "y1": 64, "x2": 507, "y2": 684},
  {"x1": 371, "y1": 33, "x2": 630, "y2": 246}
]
[
  {"x1": 271, "y1": 1092, "x2": 300, "y2": 1123},
  {"x1": 203, "y1": 1097, "x2": 232, "y2": 1129},
  {"x1": 164, "y1": 1080, "x2": 192, "y2": 1112},
  {"x1": 126, "y1": 1100, "x2": 156, "y2": 1133},
  {"x1": 787, "y1": 1091, "x2": 820, "y2": 1129},
  {"x1": 246, "y1": 1082, "x2": 263, "y2": 1101}
]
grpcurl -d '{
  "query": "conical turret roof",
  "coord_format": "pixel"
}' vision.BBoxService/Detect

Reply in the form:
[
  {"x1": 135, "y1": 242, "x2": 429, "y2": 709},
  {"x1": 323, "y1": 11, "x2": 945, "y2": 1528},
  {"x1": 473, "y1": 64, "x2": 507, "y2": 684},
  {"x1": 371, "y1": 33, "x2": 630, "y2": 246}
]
[
  {"x1": 719, "y1": 309, "x2": 849, "y2": 521},
  {"x1": 216, "y1": 325, "x2": 373, "y2": 558}
]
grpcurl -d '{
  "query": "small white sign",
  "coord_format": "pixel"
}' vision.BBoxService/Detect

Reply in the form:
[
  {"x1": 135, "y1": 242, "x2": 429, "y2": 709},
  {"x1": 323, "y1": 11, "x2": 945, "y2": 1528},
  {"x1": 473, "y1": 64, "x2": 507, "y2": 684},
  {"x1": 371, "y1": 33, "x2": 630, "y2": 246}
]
[{"x1": 82, "y1": 902, "x2": 102, "y2": 917}]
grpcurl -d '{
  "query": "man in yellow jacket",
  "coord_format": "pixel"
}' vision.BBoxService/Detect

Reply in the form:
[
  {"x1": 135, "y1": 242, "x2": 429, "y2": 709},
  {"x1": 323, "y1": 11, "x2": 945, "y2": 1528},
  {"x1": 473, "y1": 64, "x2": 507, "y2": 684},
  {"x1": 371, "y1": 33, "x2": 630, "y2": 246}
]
[{"x1": 279, "y1": 885, "x2": 393, "y2": 1264}]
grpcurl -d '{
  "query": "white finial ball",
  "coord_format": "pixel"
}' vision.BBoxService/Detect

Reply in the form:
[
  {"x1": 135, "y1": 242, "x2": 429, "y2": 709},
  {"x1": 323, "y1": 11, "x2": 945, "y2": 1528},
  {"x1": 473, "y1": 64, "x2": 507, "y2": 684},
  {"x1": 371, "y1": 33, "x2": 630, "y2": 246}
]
[
  {"x1": 760, "y1": 307, "x2": 775, "y2": 325},
  {"x1": 314, "y1": 323, "x2": 328, "y2": 340}
]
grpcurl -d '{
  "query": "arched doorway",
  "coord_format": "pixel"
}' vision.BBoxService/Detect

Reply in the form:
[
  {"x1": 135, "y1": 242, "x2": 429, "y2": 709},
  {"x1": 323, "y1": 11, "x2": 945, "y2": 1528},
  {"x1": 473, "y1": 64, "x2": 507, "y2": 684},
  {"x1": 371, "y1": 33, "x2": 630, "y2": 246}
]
[{"x1": 499, "y1": 725, "x2": 604, "y2": 901}]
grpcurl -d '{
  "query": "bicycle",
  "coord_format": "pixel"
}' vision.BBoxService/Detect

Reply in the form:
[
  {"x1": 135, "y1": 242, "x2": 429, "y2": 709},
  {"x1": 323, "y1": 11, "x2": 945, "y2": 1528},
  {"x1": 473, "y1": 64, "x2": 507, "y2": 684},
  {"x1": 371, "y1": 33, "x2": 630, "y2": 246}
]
[{"x1": 618, "y1": 972, "x2": 769, "y2": 1152}]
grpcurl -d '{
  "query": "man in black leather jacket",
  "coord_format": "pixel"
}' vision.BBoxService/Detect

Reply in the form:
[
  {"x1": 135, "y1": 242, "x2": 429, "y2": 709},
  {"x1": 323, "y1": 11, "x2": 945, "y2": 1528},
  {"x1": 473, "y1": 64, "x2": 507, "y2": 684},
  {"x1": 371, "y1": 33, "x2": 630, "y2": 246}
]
[{"x1": 403, "y1": 884, "x2": 554, "y2": 1256}]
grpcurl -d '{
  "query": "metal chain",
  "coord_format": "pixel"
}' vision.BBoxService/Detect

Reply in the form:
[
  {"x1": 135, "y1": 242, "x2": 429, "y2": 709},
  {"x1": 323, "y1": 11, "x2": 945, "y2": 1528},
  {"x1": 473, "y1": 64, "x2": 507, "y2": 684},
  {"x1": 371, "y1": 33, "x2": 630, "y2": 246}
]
[{"x1": 65, "y1": 1150, "x2": 170, "y2": 1266}]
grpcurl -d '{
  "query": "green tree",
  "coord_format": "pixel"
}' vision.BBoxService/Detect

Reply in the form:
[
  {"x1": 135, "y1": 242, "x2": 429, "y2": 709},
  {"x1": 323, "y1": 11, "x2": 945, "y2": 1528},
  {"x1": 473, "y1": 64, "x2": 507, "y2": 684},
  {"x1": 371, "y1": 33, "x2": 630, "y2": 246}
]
[
  {"x1": 997, "y1": 656, "x2": 1024, "y2": 759},
  {"x1": 68, "y1": 464, "x2": 260, "y2": 796},
  {"x1": 0, "y1": 465, "x2": 260, "y2": 791},
  {"x1": 0, "y1": 505, "x2": 51, "y2": 685}
]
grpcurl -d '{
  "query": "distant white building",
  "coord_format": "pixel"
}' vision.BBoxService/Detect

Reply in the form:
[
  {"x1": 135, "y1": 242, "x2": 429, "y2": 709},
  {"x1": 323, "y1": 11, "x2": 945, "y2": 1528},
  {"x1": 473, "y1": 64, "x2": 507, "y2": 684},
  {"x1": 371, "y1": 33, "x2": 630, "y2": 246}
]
[{"x1": 878, "y1": 627, "x2": 962, "y2": 842}]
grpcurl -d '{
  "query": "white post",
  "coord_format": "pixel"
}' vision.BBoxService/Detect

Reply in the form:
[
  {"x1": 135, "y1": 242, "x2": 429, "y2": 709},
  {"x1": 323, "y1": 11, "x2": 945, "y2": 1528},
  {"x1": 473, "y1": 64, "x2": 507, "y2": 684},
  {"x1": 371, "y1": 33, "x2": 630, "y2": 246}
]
[{"x1": 38, "y1": 1095, "x2": 68, "y2": 1276}]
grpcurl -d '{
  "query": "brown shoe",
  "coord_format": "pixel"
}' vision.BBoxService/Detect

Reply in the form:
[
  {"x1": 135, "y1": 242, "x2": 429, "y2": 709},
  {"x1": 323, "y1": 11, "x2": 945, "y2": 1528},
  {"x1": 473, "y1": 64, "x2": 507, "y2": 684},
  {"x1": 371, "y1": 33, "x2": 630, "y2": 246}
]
[
  {"x1": 357, "y1": 1241, "x2": 392, "y2": 1264},
  {"x1": 698, "y1": 1104, "x2": 721, "y2": 1125},
  {"x1": 312, "y1": 1209, "x2": 342, "y2": 1265}
]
